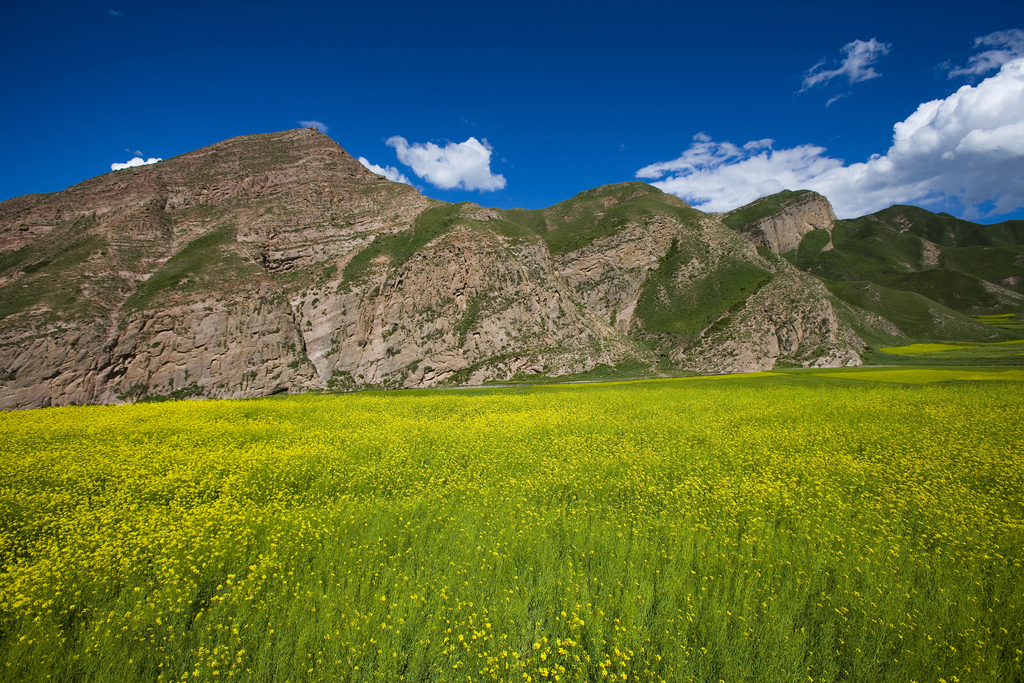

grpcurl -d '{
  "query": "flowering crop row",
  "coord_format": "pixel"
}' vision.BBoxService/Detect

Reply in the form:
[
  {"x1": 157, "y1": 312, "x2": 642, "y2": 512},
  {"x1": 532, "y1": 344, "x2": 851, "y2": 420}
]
[{"x1": 1, "y1": 375, "x2": 1022, "y2": 682}]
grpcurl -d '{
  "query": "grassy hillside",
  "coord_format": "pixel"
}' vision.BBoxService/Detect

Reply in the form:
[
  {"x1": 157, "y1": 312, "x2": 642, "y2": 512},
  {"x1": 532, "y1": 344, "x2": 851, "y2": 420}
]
[
  {"x1": 720, "y1": 189, "x2": 812, "y2": 232},
  {"x1": 705, "y1": 195, "x2": 1024, "y2": 341},
  {"x1": 2, "y1": 372, "x2": 1022, "y2": 682},
  {"x1": 824, "y1": 280, "x2": 1013, "y2": 342},
  {"x1": 0, "y1": 216, "x2": 109, "y2": 322},
  {"x1": 635, "y1": 239, "x2": 772, "y2": 338},
  {"x1": 501, "y1": 181, "x2": 694, "y2": 255},
  {"x1": 793, "y1": 208, "x2": 1024, "y2": 317}
]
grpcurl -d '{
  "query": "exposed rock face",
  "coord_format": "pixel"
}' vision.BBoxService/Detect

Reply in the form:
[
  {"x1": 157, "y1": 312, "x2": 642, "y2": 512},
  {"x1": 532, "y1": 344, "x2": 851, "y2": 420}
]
[
  {"x1": 724, "y1": 190, "x2": 837, "y2": 254},
  {"x1": 107, "y1": 281, "x2": 325, "y2": 402},
  {"x1": 673, "y1": 259, "x2": 865, "y2": 373},
  {"x1": 0, "y1": 131, "x2": 894, "y2": 409}
]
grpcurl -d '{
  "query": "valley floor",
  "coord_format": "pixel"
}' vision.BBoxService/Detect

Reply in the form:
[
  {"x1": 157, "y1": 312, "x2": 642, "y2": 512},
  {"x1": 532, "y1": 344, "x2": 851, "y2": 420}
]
[{"x1": 1, "y1": 368, "x2": 1022, "y2": 682}]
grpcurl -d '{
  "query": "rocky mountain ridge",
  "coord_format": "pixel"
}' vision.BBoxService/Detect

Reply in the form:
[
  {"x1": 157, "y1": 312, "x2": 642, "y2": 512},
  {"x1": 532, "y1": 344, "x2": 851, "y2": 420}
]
[{"x1": 0, "y1": 129, "x2": 1019, "y2": 409}]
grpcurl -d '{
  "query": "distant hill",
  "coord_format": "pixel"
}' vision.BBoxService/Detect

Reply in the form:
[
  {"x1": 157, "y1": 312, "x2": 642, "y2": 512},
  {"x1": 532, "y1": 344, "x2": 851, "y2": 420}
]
[
  {"x1": 0, "y1": 129, "x2": 1019, "y2": 409},
  {"x1": 721, "y1": 193, "x2": 1024, "y2": 343}
]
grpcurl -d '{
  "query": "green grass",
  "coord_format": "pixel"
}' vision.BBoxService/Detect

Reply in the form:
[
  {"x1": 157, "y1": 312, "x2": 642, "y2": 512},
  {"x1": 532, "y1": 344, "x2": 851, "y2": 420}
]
[
  {"x1": 634, "y1": 240, "x2": 773, "y2": 338},
  {"x1": 814, "y1": 367, "x2": 1024, "y2": 383},
  {"x1": 508, "y1": 182, "x2": 694, "y2": 256},
  {"x1": 974, "y1": 313, "x2": 1024, "y2": 332},
  {"x1": 2, "y1": 373, "x2": 1021, "y2": 682},
  {"x1": 0, "y1": 216, "x2": 106, "y2": 322},
  {"x1": 868, "y1": 205, "x2": 1024, "y2": 248},
  {"x1": 720, "y1": 190, "x2": 811, "y2": 232},
  {"x1": 872, "y1": 339, "x2": 1024, "y2": 365},
  {"x1": 489, "y1": 361, "x2": 669, "y2": 386},
  {"x1": 823, "y1": 279, "x2": 1014, "y2": 342},
  {"x1": 875, "y1": 269, "x2": 1024, "y2": 316},
  {"x1": 794, "y1": 229, "x2": 832, "y2": 270},
  {"x1": 879, "y1": 343, "x2": 972, "y2": 354},
  {"x1": 940, "y1": 245, "x2": 1024, "y2": 293},
  {"x1": 341, "y1": 204, "x2": 460, "y2": 289},
  {"x1": 787, "y1": 206, "x2": 1024, "y2": 317},
  {"x1": 122, "y1": 224, "x2": 260, "y2": 312}
]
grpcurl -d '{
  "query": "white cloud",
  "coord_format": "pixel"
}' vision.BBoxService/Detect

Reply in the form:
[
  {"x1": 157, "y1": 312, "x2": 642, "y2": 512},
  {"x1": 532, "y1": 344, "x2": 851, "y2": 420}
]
[
  {"x1": 298, "y1": 120, "x2": 328, "y2": 133},
  {"x1": 111, "y1": 157, "x2": 161, "y2": 171},
  {"x1": 637, "y1": 57, "x2": 1024, "y2": 219},
  {"x1": 385, "y1": 136, "x2": 506, "y2": 192},
  {"x1": 825, "y1": 92, "x2": 850, "y2": 107},
  {"x1": 357, "y1": 157, "x2": 411, "y2": 185},
  {"x1": 108, "y1": 9, "x2": 121, "y2": 17},
  {"x1": 801, "y1": 38, "x2": 891, "y2": 92},
  {"x1": 948, "y1": 29, "x2": 1024, "y2": 78}
]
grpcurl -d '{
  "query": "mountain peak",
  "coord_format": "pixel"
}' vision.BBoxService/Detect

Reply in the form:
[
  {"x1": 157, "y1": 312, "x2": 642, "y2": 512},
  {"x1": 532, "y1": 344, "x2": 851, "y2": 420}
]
[{"x1": 722, "y1": 189, "x2": 836, "y2": 254}]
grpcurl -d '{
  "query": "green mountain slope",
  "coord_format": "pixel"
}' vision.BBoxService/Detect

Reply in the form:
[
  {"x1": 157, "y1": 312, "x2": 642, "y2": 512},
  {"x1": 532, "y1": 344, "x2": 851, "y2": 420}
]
[{"x1": 723, "y1": 192, "x2": 1024, "y2": 342}]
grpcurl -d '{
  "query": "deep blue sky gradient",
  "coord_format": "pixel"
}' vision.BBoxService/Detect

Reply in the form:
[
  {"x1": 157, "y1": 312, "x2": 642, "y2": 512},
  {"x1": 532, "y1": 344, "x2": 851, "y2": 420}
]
[{"x1": 2, "y1": 0, "x2": 1022, "y2": 218}]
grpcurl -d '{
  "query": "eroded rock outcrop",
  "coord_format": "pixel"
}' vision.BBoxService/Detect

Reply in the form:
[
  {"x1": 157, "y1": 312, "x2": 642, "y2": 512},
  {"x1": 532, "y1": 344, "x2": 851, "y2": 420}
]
[
  {"x1": 723, "y1": 190, "x2": 836, "y2": 254},
  {"x1": 0, "y1": 133, "x2": 896, "y2": 409}
]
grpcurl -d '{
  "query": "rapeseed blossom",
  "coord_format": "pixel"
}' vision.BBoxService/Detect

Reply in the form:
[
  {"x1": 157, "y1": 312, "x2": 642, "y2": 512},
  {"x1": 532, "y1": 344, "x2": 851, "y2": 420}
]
[{"x1": 0, "y1": 376, "x2": 1021, "y2": 681}]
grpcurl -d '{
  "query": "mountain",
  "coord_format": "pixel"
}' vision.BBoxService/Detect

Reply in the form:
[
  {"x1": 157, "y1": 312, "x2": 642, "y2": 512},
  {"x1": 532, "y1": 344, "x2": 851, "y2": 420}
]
[
  {"x1": 722, "y1": 193, "x2": 1024, "y2": 343},
  {"x1": 0, "y1": 129, "x2": 1019, "y2": 409}
]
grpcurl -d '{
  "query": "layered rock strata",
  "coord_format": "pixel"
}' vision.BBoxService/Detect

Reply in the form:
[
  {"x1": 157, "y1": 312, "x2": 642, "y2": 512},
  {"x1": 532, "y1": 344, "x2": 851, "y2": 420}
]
[{"x1": 0, "y1": 131, "x2": 889, "y2": 409}]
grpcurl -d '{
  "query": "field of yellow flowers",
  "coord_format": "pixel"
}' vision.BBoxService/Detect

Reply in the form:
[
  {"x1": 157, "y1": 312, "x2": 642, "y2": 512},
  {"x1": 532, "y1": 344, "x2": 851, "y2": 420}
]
[{"x1": 1, "y1": 370, "x2": 1022, "y2": 682}]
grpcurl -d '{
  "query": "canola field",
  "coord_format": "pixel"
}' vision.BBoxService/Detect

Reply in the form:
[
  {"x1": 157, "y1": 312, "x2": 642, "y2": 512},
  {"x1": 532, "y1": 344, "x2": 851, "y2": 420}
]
[{"x1": 1, "y1": 372, "x2": 1023, "y2": 682}]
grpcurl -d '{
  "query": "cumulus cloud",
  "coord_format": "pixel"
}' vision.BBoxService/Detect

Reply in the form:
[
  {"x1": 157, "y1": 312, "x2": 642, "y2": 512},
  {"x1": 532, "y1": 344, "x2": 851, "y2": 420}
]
[
  {"x1": 357, "y1": 157, "x2": 411, "y2": 185},
  {"x1": 298, "y1": 120, "x2": 328, "y2": 133},
  {"x1": 801, "y1": 38, "x2": 891, "y2": 92},
  {"x1": 111, "y1": 156, "x2": 161, "y2": 171},
  {"x1": 385, "y1": 136, "x2": 506, "y2": 192},
  {"x1": 638, "y1": 57, "x2": 1024, "y2": 219},
  {"x1": 948, "y1": 29, "x2": 1024, "y2": 78}
]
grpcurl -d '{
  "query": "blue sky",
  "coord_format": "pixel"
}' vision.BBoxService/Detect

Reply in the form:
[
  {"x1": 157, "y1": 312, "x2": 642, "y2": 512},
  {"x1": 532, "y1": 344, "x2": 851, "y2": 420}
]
[{"x1": 2, "y1": 1, "x2": 1023, "y2": 220}]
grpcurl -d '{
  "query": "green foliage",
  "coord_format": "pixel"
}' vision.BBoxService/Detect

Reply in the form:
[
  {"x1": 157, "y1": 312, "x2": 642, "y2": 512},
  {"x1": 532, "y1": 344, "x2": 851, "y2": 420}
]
[
  {"x1": 875, "y1": 269, "x2": 1024, "y2": 316},
  {"x1": 805, "y1": 219, "x2": 927, "y2": 279},
  {"x1": 940, "y1": 245, "x2": 1024, "y2": 293},
  {"x1": 454, "y1": 294, "x2": 483, "y2": 347},
  {"x1": 794, "y1": 229, "x2": 832, "y2": 270},
  {"x1": 974, "y1": 313, "x2": 1024, "y2": 332},
  {"x1": 869, "y1": 205, "x2": 1024, "y2": 247},
  {"x1": 536, "y1": 183, "x2": 695, "y2": 255},
  {"x1": 316, "y1": 263, "x2": 338, "y2": 286},
  {"x1": 326, "y1": 369, "x2": 356, "y2": 391},
  {"x1": 635, "y1": 239, "x2": 772, "y2": 338},
  {"x1": 0, "y1": 216, "x2": 105, "y2": 321},
  {"x1": 790, "y1": 207, "x2": 1024, "y2": 317},
  {"x1": 123, "y1": 225, "x2": 259, "y2": 313},
  {"x1": 874, "y1": 339, "x2": 1024, "y2": 365},
  {"x1": 1, "y1": 376, "x2": 1022, "y2": 682},
  {"x1": 824, "y1": 280, "x2": 1013, "y2": 342},
  {"x1": 506, "y1": 361, "x2": 665, "y2": 384},
  {"x1": 498, "y1": 207, "x2": 548, "y2": 234},
  {"x1": 137, "y1": 382, "x2": 205, "y2": 403},
  {"x1": 341, "y1": 204, "x2": 461, "y2": 289},
  {"x1": 720, "y1": 190, "x2": 811, "y2": 231}
]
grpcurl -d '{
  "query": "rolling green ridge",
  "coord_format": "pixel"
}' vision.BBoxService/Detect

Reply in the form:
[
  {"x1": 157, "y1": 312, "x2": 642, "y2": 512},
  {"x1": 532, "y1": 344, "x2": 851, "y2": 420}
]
[
  {"x1": 719, "y1": 191, "x2": 1024, "y2": 343},
  {"x1": 501, "y1": 182, "x2": 695, "y2": 255}
]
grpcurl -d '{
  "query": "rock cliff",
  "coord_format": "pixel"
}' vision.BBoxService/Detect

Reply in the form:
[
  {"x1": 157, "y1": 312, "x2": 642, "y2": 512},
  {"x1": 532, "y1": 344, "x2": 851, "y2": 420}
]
[
  {"x1": 0, "y1": 131, "x2": 903, "y2": 409},
  {"x1": 722, "y1": 190, "x2": 836, "y2": 254}
]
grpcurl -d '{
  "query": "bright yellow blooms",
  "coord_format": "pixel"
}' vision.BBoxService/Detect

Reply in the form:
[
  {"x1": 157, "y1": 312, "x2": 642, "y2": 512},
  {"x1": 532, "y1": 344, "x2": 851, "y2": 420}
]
[{"x1": 0, "y1": 374, "x2": 1021, "y2": 681}]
